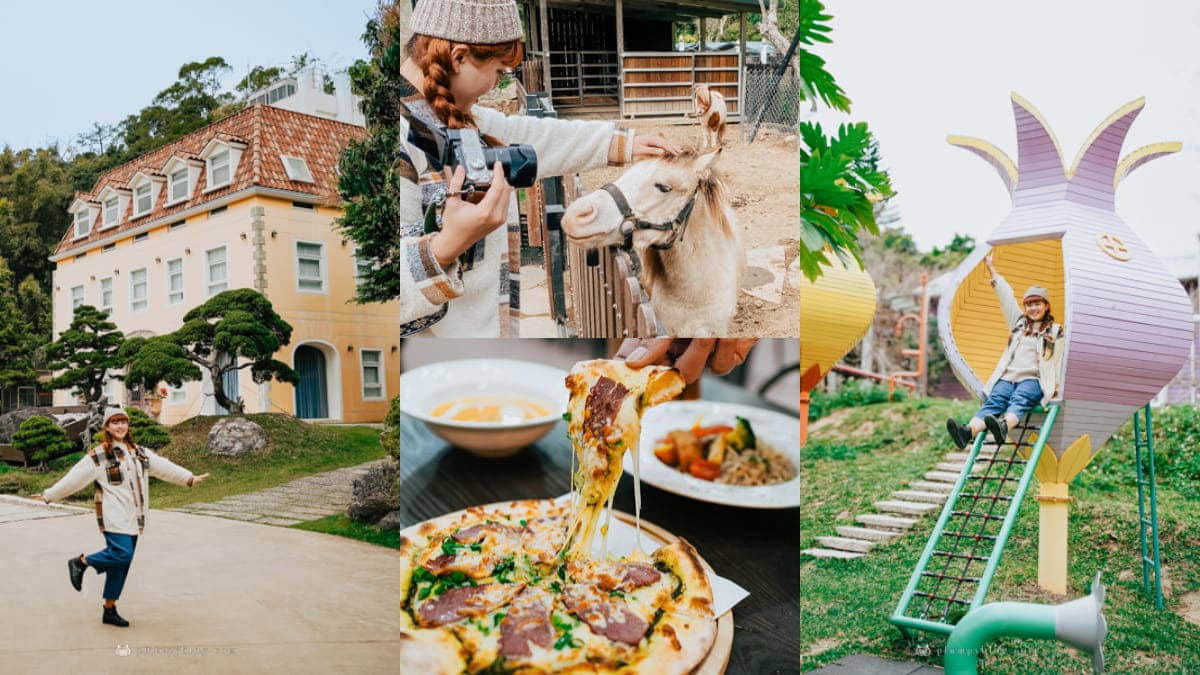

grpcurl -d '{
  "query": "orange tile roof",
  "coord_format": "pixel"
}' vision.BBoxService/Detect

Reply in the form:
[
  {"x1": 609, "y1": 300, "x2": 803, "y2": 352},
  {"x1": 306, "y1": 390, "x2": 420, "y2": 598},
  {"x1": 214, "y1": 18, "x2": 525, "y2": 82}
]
[{"x1": 55, "y1": 104, "x2": 367, "y2": 255}]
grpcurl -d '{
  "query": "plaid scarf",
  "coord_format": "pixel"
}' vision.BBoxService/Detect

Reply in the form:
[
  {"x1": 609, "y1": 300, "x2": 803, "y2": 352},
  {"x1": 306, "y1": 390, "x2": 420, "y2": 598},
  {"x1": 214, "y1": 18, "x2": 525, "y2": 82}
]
[
  {"x1": 397, "y1": 79, "x2": 519, "y2": 337},
  {"x1": 88, "y1": 444, "x2": 149, "y2": 533}
]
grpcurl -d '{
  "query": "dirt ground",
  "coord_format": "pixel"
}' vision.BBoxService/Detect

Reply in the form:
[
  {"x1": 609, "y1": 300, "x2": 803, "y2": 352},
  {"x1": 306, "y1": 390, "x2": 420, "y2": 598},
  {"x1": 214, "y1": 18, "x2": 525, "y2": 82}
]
[{"x1": 571, "y1": 120, "x2": 800, "y2": 338}]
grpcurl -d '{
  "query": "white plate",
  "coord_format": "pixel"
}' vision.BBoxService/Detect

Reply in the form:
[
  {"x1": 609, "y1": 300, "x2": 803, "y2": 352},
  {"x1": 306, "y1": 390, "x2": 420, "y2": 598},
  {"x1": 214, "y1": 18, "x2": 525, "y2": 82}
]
[
  {"x1": 399, "y1": 359, "x2": 569, "y2": 456},
  {"x1": 622, "y1": 400, "x2": 801, "y2": 509}
]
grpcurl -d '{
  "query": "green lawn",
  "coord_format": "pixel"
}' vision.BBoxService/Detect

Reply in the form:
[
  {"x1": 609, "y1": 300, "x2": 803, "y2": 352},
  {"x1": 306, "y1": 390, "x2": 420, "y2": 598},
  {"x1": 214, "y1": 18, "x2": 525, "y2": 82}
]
[
  {"x1": 293, "y1": 514, "x2": 399, "y2": 549},
  {"x1": 801, "y1": 399, "x2": 1200, "y2": 674},
  {"x1": 0, "y1": 414, "x2": 387, "y2": 510}
]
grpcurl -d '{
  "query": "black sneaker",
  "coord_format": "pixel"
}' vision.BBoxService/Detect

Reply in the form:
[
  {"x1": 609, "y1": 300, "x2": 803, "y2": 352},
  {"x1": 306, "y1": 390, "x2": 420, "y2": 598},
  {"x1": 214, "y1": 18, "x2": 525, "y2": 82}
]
[
  {"x1": 68, "y1": 555, "x2": 85, "y2": 592},
  {"x1": 984, "y1": 415, "x2": 1009, "y2": 447},
  {"x1": 102, "y1": 605, "x2": 130, "y2": 627},
  {"x1": 946, "y1": 418, "x2": 968, "y2": 450}
]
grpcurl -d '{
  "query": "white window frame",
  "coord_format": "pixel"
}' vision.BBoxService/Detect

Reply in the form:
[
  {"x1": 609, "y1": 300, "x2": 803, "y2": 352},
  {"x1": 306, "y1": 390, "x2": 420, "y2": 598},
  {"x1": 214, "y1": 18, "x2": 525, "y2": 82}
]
[
  {"x1": 360, "y1": 349, "x2": 386, "y2": 400},
  {"x1": 73, "y1": 207, "x2": 93, "y2": 240},
  {"x1": 133, "y1": 183, "x2": 154, "y2": 217},
  {"x1": 163, "y1": 156, "x2": 201, "y2": 206},
  {"x1": 129, "y1": 267, "x2": 149, "y2": 313},
  {"x1": 167, "y1": 383, "x2": 187, "y2": 404},
  {"x1": 208, "y1": 150, "x2": 231, "y2": 189},
  {"x1": 102, "y1": 372, "x2": 118, "y2": 405},
  {"x1": 168, "y1": 168, "x2": 189, "y2": 203},
  {"x1": 206, "y1": 246, "x2": 228, "y2": 297},
  {"x1": 294, "y1": 240, "x2": 327, "y2": 294},
  {"x1": 103, "y1": 195, "x2": 120, "y2": 228},
  {"x1": 281, "y1": 154, "x2": 315, "y2": 183},
  {"x1": 200, "y1": 139, "x2": 245, "y2": 194},
  {"x1": 353, "y1": 246, "x2": 373, "y2": 291},
  {"x1": 166, "y1": 257, "x2": 184, "y2": 306},
  {"x1": 99, "y1": 277, "x2": 113, "y2": 314},
  {"x1": 70, "y1": 285, "x2": 85, "y2": 312}
]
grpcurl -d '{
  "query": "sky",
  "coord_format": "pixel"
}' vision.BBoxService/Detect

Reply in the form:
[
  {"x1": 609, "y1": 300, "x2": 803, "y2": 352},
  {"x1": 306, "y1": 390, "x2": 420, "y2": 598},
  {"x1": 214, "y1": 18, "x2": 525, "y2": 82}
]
[
  {"x1": 0, "y1": 0, "x2": 378, "y2": 151},
  {"x1": 810, "y1": 0, "x2": 1200, "y2": 268}
]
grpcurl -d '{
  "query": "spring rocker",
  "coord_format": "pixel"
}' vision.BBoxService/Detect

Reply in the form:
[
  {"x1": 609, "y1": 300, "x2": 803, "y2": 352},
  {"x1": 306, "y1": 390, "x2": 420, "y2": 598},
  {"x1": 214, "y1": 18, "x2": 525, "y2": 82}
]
[{"x1": 891, "y1": 94, "x2": 1192, "y2": 671}]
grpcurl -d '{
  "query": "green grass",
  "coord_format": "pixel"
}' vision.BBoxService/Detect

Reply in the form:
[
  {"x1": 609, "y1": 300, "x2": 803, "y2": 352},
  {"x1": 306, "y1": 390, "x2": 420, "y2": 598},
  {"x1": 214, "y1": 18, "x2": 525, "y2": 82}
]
[
  {"x1": 802, "y1": 400, "x2": 1200, "y2": 674},
  {"x1": 292, "y1": 513, "x2": 399, "y2": 549},
  {"x1": 0, "y1": 414, "x2": 387, "y2": 509}
]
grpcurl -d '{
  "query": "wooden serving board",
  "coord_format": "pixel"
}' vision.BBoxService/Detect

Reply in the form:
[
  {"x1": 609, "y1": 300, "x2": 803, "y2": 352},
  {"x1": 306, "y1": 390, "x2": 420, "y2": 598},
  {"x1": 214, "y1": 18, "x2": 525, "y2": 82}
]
[{"x1": 610, "y1": 510, "x2": 734, "y2": 675}]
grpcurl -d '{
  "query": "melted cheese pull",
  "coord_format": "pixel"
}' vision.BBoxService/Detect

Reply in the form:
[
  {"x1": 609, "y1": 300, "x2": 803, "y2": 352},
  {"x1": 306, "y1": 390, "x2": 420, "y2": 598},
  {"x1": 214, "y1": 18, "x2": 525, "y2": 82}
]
[{"x1": 561, "y1": 360, "x2": 684, "y2": 559}]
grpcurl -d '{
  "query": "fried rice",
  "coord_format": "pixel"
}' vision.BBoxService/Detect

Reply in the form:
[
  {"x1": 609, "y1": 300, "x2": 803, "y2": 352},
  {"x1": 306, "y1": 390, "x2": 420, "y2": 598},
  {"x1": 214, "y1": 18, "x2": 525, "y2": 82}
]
[{"x1": 717, "y1": 440, "x2": 796, "y2": 486}]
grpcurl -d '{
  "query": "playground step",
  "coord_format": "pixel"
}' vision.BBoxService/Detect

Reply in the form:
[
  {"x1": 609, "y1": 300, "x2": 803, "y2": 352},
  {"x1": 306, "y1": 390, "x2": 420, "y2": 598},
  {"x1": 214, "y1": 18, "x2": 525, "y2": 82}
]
[
  {"x1": 946, "y1": 451, "x2": 995, "y2": 463},
  {"x1": 909, "y1": 480, "x2": 954, "y2": 493},
  {"x1": 801, "y1": 548, "x2": 864, "y2": 560},
  {"x1": 924, "y1": 470, "x2": 964, "y2": 483},
  {"x1": 935, "y1": 462, "x2": 971, "y2": 473},
  {"x1": 816, "y1": 536, "x2": 876, "y2": 553},
  {"x1": 874, "y1": 500, "x2": 941, "y2": 516},
  {"x1": 857, "y1": 514, "x2": 918, "y2": 530},
  {"x1": 836, "y1": 526, "x2": 903, "y2": 542},
  {"x1": 891, "y1": 490, "x2": 948, "y2": 504}
]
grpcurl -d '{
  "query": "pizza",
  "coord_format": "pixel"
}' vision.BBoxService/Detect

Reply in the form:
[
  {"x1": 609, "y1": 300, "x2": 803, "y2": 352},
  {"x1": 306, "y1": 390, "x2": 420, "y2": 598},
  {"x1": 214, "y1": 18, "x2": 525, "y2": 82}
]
[{"x1": 399, "y1": 360, "x2": 718, "y2": 674}]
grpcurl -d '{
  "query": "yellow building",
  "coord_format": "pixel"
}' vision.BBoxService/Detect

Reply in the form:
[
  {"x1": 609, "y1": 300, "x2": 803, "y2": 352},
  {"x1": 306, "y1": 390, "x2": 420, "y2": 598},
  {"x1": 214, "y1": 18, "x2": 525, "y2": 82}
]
[{"x1": 49, "y1": 103, "x2": 397, "y2": 424}]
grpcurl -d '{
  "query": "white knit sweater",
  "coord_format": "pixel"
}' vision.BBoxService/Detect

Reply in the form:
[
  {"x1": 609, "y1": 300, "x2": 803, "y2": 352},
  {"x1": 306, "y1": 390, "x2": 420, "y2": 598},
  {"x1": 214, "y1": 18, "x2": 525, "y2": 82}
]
[
  {"x1": 398, "y1": 101, "x2": 636, "y2": 336},
  {"x1": 42, "y1": 442, "x2": 194, "y2": 535}
]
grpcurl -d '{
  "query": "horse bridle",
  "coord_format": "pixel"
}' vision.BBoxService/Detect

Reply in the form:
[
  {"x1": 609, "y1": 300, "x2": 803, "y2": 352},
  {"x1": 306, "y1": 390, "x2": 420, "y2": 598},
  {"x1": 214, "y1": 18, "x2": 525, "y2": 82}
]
[{"x1": 599, "y1": 182, "x2": 699, "y2": 254}]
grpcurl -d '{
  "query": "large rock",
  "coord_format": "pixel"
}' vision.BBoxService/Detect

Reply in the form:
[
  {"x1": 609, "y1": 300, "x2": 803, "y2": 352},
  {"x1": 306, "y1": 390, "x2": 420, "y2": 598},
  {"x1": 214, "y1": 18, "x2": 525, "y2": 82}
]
[
  {"x1": 376, "y1": 510, "x2": 403, "y2": 531},
  {"x1": 0, "y1": 409, "x2": 62, "y2": 444},
  {"x1": 348, "y1": 458, "x2": 400, "y2": 524},
  {"x1": 207, "y1": 417, "x2": 269, "y2": 456}
]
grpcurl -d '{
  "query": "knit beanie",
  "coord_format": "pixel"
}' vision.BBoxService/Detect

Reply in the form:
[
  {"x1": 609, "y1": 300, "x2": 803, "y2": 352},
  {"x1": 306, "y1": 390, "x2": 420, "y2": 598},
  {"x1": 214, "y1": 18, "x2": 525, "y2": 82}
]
[
  {"x1": 410, "y1": 0, "x2": 524, "y2": 45},
  {"x1": 1023, "y1": 286, "x2": 1050, "y2": 303},
  {"x1": 101, "y1": 407, "x2": 129, "y2": 427}
]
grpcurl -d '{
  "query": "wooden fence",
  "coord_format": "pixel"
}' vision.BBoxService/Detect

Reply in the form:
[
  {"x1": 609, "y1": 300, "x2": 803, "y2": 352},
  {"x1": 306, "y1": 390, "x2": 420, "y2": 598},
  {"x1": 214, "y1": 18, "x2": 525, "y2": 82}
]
[{"x1": 621, "y1": 52, "x2": 741, "y2": 118}]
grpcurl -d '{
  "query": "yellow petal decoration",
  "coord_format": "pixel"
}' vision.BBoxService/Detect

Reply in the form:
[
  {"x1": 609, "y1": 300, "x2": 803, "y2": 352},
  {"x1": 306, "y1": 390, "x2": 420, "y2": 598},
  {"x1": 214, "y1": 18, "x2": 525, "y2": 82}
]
[{"x1": 1032, "y1": 435, "x2": 1093, "y2": 484}]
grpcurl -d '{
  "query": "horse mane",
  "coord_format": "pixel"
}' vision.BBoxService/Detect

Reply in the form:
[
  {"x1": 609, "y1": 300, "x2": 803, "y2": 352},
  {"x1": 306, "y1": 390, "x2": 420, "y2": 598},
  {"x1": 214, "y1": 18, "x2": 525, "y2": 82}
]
[{"x1": 641, "y1": 149, "x2": 736, "y2": 290}]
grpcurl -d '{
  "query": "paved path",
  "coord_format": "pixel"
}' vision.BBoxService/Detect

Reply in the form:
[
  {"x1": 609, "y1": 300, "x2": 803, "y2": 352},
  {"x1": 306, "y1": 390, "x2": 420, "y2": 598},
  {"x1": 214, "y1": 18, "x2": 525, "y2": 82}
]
[
  {"x1": 168, "y1": 459, "x2": 389, "y2": 526},
  {"x1": 807, "y1": 654, "x2": 942, "y2": 674},
  {"x1": 0, "y1": 497, "x2": 398, "y2": 673}
]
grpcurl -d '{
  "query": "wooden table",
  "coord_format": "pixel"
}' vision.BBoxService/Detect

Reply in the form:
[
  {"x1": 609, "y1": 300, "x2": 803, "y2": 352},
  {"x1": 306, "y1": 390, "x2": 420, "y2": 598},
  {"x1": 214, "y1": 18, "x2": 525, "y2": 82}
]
[{"x1": 400, "y1": 375, "x2": 800, "y2": 675}]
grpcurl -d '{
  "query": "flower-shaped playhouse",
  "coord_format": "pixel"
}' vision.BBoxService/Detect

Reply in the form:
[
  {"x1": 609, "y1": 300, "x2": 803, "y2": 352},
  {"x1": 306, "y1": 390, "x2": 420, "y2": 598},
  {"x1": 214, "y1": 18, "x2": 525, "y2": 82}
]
[{"x1": 894, "y1": 95, "x2": 1192, "y2": 636}]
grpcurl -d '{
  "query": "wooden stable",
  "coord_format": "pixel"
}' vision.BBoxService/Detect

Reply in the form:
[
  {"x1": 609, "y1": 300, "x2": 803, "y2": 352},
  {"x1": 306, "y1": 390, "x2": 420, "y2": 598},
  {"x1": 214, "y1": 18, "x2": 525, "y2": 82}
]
[{"x1": 517, "y1": 0, "x2": 754, "y2": 118}]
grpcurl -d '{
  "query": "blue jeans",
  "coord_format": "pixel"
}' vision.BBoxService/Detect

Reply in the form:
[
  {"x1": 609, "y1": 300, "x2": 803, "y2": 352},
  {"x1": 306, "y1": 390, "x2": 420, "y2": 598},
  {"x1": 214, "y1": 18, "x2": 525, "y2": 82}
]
[
  {"x1": 86, "y1": 532, "x2": 138, "y2": 601},
  {"x1": 973, "y1": 379, "x2": 1043, "y2": 422}
]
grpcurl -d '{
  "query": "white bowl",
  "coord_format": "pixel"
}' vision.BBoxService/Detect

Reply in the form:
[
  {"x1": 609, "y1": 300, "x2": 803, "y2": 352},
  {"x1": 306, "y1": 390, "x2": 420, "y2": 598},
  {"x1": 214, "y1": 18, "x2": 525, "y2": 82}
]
[{"x1": 399, "y1": 359, "x2": 569, "y2": 457}]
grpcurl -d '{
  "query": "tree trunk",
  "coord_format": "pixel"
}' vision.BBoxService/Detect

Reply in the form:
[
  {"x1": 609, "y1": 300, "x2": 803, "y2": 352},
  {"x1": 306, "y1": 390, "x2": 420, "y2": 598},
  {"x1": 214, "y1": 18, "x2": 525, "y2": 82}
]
[
  {"x1": 210, "y1": 365, "x2": 244, "y2": 414},
  {"x1": 756, "y1": 0, "x2": 799, "y2": 74}
]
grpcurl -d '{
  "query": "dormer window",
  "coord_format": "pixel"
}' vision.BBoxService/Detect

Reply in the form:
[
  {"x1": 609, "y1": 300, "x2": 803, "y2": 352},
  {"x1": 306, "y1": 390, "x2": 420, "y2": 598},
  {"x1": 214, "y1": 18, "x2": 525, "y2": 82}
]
[
  {"x1": 128, "y1": 171, "x2": 163, "y2": 218},
  {"x1": 104, "y1": 196, "x2": 120, "y2": 227},
  {"x1": 281, "y1": 155, "x2": 314, "y2": 183},
  {"x1": 199, "y1": 136, "x2": 246, "y2": 194},
  {"x1": 135, "y1": 184, "x2": 153, "y2": 215},
  {"x1": 209, "y1": 150, "x2": 232, "y2": 187},
  {"x1": 74, "y1": 208, "x2": 92, "y2": 239},
  {"x1": 162, "y1": 156, "x2": 203, "y2": 206},
  {"x1": 70, "y1": 198, "x2": 98, "y2": 240},
  {"x1": 96, "y1": 186, "x2": 130, "y2": 230}
]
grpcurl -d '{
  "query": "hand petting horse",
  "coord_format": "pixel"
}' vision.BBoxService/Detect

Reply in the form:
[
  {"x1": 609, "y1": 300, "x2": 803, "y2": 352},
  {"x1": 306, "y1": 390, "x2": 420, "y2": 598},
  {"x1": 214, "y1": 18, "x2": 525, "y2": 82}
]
[{"x1": 562, "y1": 148, "x2": 743, "y2": 337}]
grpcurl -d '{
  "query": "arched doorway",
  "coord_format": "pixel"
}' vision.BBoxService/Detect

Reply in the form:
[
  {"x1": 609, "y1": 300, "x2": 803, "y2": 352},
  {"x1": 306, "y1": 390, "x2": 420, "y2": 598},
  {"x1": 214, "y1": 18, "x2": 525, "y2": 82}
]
[{"x1": 294, "y1": 345, "x2": 330, "y2": 419}]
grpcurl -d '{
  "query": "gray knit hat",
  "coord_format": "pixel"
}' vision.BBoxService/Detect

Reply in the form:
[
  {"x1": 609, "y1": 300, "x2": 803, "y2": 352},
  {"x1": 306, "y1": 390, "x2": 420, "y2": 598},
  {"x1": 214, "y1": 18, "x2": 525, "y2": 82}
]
[
  {"x1": 1023, "y1": 286, "x2": 1050, "y2": 302},
  {"x1": 411, "y1": 0, "x2": 524, "y2": 45},
  {"x1": 102, "y1": 407, "x2": 129, "y2": 427}
]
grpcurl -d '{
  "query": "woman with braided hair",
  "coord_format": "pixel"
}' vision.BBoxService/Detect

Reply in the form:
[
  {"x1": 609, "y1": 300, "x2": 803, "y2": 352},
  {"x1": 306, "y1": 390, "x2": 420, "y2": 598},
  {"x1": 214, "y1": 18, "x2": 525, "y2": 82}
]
[
  {"x1": 397, "y1": 0, "x2": 681, "y2": 336},
  {"x1": 946, "y1": 255, "x2": 1066, "y2": 450},
  {"x1": 32, "y1": 408, "x2": 209, "y2": 627}
]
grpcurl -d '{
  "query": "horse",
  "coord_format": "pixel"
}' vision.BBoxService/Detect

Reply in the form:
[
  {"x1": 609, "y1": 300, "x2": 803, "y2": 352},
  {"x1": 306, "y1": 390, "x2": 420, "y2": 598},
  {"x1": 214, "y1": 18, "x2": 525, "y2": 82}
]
[
  {"x1": 561, "y1": 148, "x2": 743, "y2": 337},
  {"x1": 694, "y1": 85, "x2": 727, "y2": 149}
]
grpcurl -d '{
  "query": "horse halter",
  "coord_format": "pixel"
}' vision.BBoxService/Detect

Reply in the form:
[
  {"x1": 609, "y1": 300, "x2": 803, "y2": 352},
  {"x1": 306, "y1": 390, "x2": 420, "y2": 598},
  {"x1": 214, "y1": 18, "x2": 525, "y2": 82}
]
[{"x1": 599, "y1": 182, "x2": 699, "y2": 253}]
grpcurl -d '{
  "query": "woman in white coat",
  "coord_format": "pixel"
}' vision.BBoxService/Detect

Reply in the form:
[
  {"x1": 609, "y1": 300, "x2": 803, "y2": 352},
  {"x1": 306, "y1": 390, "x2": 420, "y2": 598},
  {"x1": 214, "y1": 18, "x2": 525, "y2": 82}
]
[{"x1": 33, "y1": 407, "x2": 209, "y2": 627}]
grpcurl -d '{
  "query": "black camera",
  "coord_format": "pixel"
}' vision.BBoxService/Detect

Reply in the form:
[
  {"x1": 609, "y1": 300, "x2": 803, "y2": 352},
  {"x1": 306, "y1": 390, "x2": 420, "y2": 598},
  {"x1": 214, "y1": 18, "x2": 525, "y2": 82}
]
[
  {"x1": 446, "y1": 128, "x2": 538, "y2": 191},
  {"x1": 404, "y1": 105, "x2": 539, "y2": 193}
]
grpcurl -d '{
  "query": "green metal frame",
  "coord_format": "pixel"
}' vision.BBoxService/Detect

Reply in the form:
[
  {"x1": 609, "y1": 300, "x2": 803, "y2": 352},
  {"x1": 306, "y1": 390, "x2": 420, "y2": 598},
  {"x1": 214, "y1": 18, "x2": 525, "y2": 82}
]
[
  {"x1": 1133, "y1": 404, "x2": 1164, "y2": 611},
  {"x1": 891, "y1": 404, "x2": 1060, "y2": 636}
]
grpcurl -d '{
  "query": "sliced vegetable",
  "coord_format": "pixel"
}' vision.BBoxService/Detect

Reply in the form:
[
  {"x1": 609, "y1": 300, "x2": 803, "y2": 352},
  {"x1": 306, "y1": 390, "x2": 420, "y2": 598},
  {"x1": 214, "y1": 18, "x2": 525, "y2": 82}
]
[
  {"x1": 692, "y1": 425, "x2": 733, "y2": 437},
  {"x1": 726, "y1": 416, "x2": 756, "y2": 452},
  {"x1": 707, "y1": 434, "x2": 728, "y2": 465},
  {"x1": 688, "y1": 459, "x2": 722, "y2": 481},
  {"x1": 671, "y1": 430, "x2": 703, "y2": 472},
  {"x1": 653, "y1": 443, "x2": 678, "y2": 465}
]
